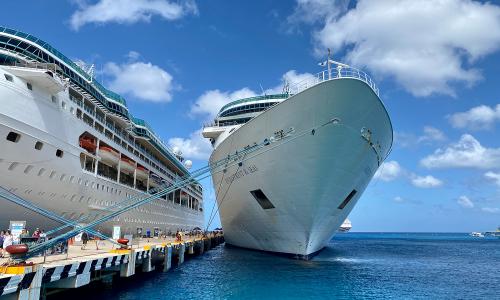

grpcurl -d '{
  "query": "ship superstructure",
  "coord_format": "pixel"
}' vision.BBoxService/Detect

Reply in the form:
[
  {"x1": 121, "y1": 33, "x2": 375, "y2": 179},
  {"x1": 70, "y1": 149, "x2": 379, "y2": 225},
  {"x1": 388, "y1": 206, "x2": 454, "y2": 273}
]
[
  {"x1": 0, "y1": 27, "x2": 203, "y2": 236},
  {"x1": 203, "y1": 56, "x2": 392, "y2": 258}
]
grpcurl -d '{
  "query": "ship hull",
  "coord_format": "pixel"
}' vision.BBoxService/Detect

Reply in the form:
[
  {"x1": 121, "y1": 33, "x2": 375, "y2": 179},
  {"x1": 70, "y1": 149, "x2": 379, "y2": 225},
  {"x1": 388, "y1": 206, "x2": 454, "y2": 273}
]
[
  {"x1": 0, "y1": 69, "x2": 203, "y2": 236},
  {"x1": 210, "y1": 79, "x2": 392, "y2": 257}
]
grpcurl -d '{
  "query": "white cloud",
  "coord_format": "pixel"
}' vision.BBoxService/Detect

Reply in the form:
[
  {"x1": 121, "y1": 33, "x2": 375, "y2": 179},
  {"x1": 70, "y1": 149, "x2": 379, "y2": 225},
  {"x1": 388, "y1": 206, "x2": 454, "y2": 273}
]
[
  {"x1": 168, "y1": 129, "x2": 212, "y2": 161},
  {"x1": 287, "y1": 0, "x2": 348, "y2": 26},
  {"x1": 421, "y1": 134, "x2": 500, "y2": 169},
  {"x1": 265, "y1": 70, "x2": 316, "y2": 94},
  {"x1": 374, "y1": 160, "x2": 402, "y2": 182},
  {"x1": 310, "y1": 0, "x2": 500, "y2": 97},
  {"x1": 481, "y1": 207, "x2": 500, "y2": 213},
  {"x1": 70, "y1": 0, "x2": 197, "y2": 30},
  {"x1": 393, "y1": 196, "x2": 404, "y2": 203},
  {"x1": 448, "y1": 104, "x2": 500, "y2": 130},
  {"x1": 104, "y1": 58, "x2": 174, "y2": 103},
  {"x1": 190, "y1": 88, "x2": 257, "y2": 122},
  {"x1": 397, "y1": 126, "x2": 446, "y2": 148},
  {"x1": 419, "y1": 126, "x2": 446, "y2": 143},
  {"x1": 457, "y1": 195, "x2": 474, "y2": 208},
  {"x1": 410, "y1": 175, "x2": 443, "y2": 188},
  {"x1": 484, "y1": 171, "x2": 500, "y2": 187}
]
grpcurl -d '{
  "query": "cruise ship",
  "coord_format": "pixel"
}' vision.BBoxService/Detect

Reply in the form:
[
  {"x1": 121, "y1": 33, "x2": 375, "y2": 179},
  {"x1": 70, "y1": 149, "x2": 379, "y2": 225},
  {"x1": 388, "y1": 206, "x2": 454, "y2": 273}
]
[
  {"x1": 203, "y1": 58, "x2": 393, "y2": 258},
  {"x1": 0, "y1": 27, "x2": 204, "y2": 237}
]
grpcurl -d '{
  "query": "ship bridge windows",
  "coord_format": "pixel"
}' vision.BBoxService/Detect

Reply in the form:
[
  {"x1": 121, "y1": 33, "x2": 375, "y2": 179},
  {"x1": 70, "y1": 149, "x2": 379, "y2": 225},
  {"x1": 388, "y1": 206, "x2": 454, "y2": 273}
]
[
  {"x1": 219, "y1": 102, "x2": 278, "y2": 118},
  {"x1": 6, "y1": 131, "x2": 20, "y2": 143}
]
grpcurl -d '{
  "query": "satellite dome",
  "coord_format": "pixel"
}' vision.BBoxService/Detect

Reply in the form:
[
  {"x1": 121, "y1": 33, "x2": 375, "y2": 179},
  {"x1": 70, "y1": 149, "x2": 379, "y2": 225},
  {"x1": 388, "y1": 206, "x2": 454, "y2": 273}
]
[{"x1": 184, "y1": 160, "x2": 193, "y2": 169}]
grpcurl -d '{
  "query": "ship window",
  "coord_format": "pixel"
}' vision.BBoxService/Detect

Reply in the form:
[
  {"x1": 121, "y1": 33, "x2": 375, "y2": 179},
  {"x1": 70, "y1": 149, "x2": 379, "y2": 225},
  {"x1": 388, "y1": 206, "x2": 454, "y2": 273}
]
[
  {"x1": 4, "y1": 74, "x2": 13, "y2": 82},
  {"x1": 338, "y1": 190, "x2": 357, "y2": 210},
  {"x1": 26, "y1": 82, "x2": 32, "y2": 90},
  {"x1": 56, "y1": 149, "x2": 64, "y2": 158},
  {"x1": 35, "y1": 141, "x2": 43, "y2": 150},
  {"x1": 250, "y1": 189, "x2": 275, "y2": 209},
  {"x1": 61, "y1": 101, "x2": 67, "y2": 109},
  {"x1": 24, "y1": 165, "x2": 33, "y2": 174},
  {"x1": 38, "y1": 168, "x2": 46, "y2": 176},
  {"x1": 6, "y1": 131, "x2": 20, "y2": 143},
  {"x1": 51, "y1": 95, "x2": 57, "y2": 104}
]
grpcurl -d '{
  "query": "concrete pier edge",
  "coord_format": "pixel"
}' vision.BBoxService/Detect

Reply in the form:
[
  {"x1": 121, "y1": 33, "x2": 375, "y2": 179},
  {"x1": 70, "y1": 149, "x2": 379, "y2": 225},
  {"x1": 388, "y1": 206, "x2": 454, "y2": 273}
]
[{"x1": 0, "y1": 234, "x2": 224, "y2": 300}]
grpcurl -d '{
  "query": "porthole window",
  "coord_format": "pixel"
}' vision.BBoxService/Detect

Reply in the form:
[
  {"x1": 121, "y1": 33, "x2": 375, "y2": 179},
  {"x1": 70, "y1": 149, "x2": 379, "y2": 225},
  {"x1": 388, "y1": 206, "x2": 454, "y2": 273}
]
[
  {"x1": 6, "y1": 132, "x2": 20, "y2": 143},
  {"x1": 4, "y1": 74, "x2": 13, "y2": 82},
  {"x1": 26, "y1": 82, "x2": 32, "y2": 90},
  {"x1": 35, "y1": 141, "x2": 43, "y2": 150},
  {"x1": 56, "y1": 149, "x2": 64, "y2": 158}
]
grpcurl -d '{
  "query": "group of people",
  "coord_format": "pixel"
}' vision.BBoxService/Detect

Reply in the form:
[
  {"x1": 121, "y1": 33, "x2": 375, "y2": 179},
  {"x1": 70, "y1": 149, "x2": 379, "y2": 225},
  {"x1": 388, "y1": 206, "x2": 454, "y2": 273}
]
[{"x1": 0, "y1": 228, "x2": 47, "y2": 257}]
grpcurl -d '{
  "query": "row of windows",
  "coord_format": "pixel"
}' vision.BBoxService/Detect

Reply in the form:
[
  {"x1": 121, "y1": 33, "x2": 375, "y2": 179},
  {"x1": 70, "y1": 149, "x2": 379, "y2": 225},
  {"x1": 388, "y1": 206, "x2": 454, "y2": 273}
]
[
  {"x1": 4, "y1": 130, "x2": 201, "y2": 211},
  {"x1": 6, "y1": 131, "x2": 63, "y2": 157},
  {"x1": 219, "y1": 101, "x2": 278, "y2": 118}
]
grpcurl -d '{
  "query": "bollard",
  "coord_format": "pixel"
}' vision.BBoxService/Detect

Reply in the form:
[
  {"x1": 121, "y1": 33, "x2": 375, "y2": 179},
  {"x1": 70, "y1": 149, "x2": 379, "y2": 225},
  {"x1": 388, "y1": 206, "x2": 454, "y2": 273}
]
[
  {"x1": 178, "y1": 243, "x2": 185, "y2": 266},
  {"x1": 163, "y1": 245, "x2": 173, "y2": 272},
  {"x1": 120, "y1": 250, "x2": 135, "y2": 277}
]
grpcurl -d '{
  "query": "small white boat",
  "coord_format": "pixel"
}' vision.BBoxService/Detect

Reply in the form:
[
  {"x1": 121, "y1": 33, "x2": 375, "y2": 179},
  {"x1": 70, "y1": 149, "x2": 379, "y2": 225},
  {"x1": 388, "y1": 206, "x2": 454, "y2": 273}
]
[
  {"x1": 470, "y1": 232, "x2": 484, "y2": 237},
  {"x1": 338, "y1": 219, "x2": 352, "y2": 232}
]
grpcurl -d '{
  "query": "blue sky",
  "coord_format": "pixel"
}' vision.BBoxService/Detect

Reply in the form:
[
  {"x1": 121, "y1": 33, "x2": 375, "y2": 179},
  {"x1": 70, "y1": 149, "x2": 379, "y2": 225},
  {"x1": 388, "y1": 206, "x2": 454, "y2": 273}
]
[{"x1": 3, "y1": 0, "x2": 500, "y2": 232}]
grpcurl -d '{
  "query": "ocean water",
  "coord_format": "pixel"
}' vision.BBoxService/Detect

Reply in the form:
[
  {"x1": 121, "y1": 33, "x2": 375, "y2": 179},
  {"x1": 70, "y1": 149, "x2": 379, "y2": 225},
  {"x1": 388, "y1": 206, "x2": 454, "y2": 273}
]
[{"x1": 57, "y1": 233, "x2": 500, "y2": 300}]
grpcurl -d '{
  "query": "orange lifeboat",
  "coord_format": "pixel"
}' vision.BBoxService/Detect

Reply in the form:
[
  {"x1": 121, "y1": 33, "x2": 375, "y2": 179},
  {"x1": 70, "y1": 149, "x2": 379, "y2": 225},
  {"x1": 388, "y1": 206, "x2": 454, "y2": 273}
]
[
  {"x1": 98, "y1": 146, "x2": 119, "y2": 165},
  {"x1": 120, "y1": 156, "x2": 135, "y2": 173},
  {"x1": 79, "y1": 137, "x2": 96, "y2": 152},
  {"x1": 136, "y1": 165, "x2": 148, "y2": 179}
]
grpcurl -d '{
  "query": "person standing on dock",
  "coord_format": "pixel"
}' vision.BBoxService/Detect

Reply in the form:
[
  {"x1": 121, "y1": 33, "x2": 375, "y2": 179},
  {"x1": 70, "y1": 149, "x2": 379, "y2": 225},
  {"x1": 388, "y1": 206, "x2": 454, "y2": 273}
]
[
  {"x1": 3, "y1": 230, "x2": 13, "y2": 250},
  {"x1": 81, "y1": 231, "x2": 89, "y2": 250},
  {"x1": 0, "y1": 231, "x2": 4, "y2": 257}
]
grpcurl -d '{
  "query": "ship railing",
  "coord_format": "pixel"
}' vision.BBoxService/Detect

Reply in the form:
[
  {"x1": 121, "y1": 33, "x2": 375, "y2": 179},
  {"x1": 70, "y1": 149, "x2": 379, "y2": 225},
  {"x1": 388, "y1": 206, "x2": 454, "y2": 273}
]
[
  {"x1": 203, "y1": 121, "x2": 239, "y2": 128},
  {"x1": 6, "y1": 61, "x2": 62, "y2": 73},
  {"x1": 288, "y1": 66, "x2": 380, "y2": 97}
]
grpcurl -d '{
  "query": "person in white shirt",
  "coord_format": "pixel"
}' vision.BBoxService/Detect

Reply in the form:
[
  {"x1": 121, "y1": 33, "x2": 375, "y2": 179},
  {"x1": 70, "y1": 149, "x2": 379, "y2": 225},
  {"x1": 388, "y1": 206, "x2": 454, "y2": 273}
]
[{"x1": 3, "y1": 230, "x2": 13, "y2": 249}]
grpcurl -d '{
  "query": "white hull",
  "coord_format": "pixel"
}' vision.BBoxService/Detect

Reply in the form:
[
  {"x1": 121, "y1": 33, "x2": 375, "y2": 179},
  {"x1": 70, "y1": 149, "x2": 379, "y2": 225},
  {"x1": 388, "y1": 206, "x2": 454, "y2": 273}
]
[
  {"x1": 209, "y1": 79, "x2": 392, "y2": 257},
  {"x1": 0, "y1": 68, "x2": 203, "y2": 236}
]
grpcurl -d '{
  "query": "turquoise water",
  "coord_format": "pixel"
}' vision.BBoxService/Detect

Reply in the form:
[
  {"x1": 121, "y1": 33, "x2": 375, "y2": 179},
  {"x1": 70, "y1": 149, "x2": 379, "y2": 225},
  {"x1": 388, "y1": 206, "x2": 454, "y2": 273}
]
[{"x1": 58, "y1": 233, "x2": 500, "y2": 299}]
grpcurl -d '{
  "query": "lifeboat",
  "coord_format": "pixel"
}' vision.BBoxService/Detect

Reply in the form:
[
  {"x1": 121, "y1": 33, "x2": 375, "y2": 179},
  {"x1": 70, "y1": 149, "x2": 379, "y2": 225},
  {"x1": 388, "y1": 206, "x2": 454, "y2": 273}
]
[
  {"x1": 98, "y1": 146, "x2": 119, "y2": 165},
  {"x1": 79, "y1": 136, "x2": 96, "y2": 152},
  {"x1": 120, "y1": 156, "x2": 135, "y2": 173},
  {"x1": 136, "y1": 165, "x2": 148, "y2": 179},
  {"x1": 149, "y1": 173, "x2": 162, "y2": 187}
]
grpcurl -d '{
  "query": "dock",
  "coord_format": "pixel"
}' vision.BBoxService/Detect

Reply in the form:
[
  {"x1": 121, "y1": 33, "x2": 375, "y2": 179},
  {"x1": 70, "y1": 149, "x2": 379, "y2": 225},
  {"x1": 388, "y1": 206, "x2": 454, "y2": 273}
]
[{"x1": 0, "y1": 233, "x2": 224, "y2": 299}]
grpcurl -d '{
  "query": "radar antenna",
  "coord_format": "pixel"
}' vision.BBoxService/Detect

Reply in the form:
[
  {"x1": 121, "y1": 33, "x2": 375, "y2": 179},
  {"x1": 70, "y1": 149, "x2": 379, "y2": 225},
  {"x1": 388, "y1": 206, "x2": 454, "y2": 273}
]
[{"x1": 318, "y1": 48, "x2": 350, "y2": 79}]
